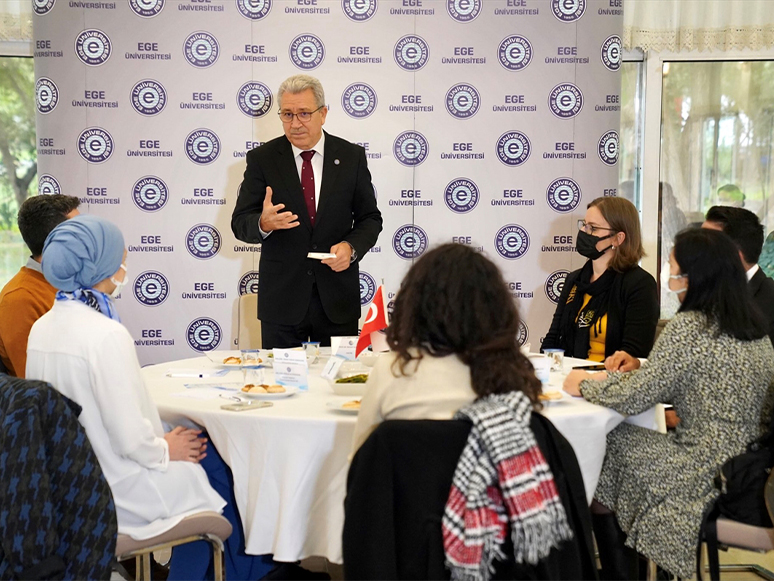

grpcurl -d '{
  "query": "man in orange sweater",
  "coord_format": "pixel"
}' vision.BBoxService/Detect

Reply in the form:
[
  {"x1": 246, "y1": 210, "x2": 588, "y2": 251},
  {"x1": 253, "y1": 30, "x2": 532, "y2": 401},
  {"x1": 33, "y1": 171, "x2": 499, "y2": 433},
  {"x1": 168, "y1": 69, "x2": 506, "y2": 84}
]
[{"x1": 0, "y1": 194, "x2": 80, "y2": 376}]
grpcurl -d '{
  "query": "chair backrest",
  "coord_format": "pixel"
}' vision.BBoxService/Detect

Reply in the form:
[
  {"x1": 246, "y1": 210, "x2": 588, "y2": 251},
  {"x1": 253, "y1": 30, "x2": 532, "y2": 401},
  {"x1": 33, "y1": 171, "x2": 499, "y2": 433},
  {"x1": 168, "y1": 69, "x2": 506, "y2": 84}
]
[
  {"x1": 654, "y1": 318, "x2": 670, "y2": 342},
  {"x1": 343, "y1": 415, "x2": 596, "y2": 580},
  {"x1": 0, "y1": 376, "x2": 117, "y2": 580},
  {"x1": 764, "y1": 470, "x2": 774, "y2": 526},
  {"x1": 238, "y1": 292, "x2": 261, "y2": 349}
]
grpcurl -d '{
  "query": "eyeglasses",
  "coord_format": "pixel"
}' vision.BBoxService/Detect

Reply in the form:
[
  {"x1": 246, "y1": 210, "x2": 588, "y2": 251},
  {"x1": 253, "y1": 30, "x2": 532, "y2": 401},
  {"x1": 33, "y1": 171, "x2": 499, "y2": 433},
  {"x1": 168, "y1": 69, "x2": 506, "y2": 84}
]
[
  {"x1": 278, "y1": 105, "x2": 324, "y2": 124},
  {"x1": 577, "y1": 219, "x2": 615, "y2": 236}
]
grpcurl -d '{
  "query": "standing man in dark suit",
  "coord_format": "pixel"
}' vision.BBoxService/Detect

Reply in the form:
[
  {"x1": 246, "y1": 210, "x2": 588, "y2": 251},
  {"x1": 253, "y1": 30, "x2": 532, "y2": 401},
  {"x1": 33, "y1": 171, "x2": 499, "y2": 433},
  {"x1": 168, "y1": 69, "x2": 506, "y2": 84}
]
[
  {"x1": 704, "y1": 205, "x2": 774, "y2": 345},
  {"x1": 232, "y1": 75, "x2": 382, "y2": 349}
]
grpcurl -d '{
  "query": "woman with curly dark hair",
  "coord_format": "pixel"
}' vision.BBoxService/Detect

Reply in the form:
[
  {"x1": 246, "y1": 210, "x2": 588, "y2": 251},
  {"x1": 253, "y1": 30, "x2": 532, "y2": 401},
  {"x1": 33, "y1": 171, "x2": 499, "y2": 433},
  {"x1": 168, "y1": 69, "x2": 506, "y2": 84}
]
[{"x1": 350, "y1": 243, "x2": 541, "y2": 454}]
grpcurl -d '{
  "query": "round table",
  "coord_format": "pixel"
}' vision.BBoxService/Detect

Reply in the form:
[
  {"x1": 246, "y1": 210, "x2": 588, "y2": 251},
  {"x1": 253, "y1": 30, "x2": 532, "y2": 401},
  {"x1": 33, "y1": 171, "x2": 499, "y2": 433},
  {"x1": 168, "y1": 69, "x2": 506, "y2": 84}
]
[{"x1": 142, "y1": 354, "x2": 656, "y2": 564}]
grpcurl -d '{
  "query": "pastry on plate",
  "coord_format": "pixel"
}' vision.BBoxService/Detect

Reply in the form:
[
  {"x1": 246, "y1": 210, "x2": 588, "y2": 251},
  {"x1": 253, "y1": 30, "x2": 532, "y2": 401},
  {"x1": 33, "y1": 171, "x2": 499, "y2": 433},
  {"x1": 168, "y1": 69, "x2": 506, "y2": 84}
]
[
  {"x1": 223, "y1": 356, "x2": 242, "y2": 365},
  {"x1": 538, "y1": 391, "x2": 563, "y2": 401},
  {"x1": 242, "y1": 384, "x2": 268, "y2": 394},
  {"x1": 266, "y1": 385, "x2": 285, "y2": 394},
  {"x1": 342, "y1": 400, "x2": 361, "y2": 410}
]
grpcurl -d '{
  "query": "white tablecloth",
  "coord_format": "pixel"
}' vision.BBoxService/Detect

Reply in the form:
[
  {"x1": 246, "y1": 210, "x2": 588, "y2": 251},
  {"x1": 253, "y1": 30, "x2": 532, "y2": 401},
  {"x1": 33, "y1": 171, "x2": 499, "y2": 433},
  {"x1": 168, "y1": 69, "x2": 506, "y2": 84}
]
[{"x1": 142, "y1": 355, "x2": 655, "y2": 564}]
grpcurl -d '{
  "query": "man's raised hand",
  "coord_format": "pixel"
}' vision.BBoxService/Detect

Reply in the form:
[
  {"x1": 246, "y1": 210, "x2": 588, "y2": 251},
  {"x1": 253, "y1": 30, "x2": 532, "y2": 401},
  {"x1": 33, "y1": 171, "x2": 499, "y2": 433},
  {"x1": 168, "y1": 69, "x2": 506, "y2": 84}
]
[{"x1": 259, "y1": 186, "x2": 300, "y2": 232}]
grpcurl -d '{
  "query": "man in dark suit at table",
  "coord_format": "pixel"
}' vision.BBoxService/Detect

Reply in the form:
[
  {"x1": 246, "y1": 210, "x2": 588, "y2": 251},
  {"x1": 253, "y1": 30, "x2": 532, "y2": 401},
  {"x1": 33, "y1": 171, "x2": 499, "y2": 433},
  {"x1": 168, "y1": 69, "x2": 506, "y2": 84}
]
[
  {"x1": 232, "y1": 74, "x2": 382, "y2": 349},
  {"x1": 704, "y1": 205, "x2": 774, "y2": 345}
]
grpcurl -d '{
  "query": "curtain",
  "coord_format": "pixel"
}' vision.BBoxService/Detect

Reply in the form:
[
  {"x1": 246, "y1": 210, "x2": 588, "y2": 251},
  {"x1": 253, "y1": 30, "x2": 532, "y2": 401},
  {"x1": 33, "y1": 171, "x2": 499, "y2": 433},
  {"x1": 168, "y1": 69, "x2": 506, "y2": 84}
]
[
  {"x1": 624, "y1": 0, "x2": 774, "y2": 52},
  {"x1": 0, "y1": 0, "x2": 31, "y2": 43}
]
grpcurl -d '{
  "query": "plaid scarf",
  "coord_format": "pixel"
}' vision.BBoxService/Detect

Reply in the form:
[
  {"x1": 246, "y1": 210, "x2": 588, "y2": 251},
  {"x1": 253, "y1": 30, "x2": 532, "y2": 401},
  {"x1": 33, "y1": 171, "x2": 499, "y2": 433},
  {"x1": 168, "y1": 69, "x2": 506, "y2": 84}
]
[{"x1": 442, "y1": 391, "x2": 573, "y2": 581}]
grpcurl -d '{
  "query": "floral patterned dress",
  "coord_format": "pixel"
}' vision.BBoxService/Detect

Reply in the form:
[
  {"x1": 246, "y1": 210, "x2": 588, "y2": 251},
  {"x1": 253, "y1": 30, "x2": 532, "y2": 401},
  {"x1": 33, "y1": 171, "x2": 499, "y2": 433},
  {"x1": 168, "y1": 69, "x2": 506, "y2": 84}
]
[{"x1": 580, "y1": 311, "x2": 774, "y2": 578}]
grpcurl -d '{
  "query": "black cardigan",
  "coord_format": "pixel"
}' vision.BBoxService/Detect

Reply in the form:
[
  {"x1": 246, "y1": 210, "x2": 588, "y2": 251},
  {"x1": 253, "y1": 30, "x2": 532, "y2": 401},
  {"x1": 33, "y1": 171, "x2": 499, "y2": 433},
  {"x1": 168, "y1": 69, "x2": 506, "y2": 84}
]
[{"x1": 542, "y1": 264, "x2": 659, "y2": 359}]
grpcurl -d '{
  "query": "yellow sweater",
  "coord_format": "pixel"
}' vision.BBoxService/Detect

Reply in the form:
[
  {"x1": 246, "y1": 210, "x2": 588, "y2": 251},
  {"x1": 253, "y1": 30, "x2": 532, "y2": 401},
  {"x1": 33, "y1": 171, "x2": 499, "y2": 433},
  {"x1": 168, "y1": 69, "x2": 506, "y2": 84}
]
[
  {"x1": 0, "y1": 266, "x2": 57, "y2": 377},
  {"x1": 579, "y1": 294, "x2": 608, "y2": 362}
]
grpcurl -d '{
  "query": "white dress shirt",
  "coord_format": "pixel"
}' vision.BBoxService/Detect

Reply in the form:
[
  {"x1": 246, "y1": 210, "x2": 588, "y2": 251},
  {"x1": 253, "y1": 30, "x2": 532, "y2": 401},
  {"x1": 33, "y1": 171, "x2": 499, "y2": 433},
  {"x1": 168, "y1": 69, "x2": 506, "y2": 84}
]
[
  {"x1": 259, "y1": 133, "x2": 325, "y2": 238},
  {"x1": 747, "y1": 263, "x2": 760, "y2": 281}
]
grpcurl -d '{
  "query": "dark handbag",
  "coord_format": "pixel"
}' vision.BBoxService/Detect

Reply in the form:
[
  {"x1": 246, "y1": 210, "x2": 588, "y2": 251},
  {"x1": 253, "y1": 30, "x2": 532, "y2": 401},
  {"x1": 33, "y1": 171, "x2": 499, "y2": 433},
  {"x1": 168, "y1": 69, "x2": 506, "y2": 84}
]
[{"x1": 713, "y1": 440, "x2": 773, "y2": 527}]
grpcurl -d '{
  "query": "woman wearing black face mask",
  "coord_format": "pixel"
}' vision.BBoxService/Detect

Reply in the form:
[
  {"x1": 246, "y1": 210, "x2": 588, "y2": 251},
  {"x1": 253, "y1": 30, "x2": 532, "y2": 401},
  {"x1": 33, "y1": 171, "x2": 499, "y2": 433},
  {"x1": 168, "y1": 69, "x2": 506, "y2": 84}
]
[{"x1": 542, "y1": 196, "x2": 659, "y2": 362}]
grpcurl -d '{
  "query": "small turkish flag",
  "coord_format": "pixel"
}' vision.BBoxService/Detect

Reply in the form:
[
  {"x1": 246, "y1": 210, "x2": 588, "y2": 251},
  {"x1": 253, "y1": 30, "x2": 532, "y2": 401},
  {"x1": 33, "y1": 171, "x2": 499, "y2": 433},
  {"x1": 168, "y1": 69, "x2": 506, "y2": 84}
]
[{"x1": 356, "y1": 285, "x2": 389, "y2": 357}]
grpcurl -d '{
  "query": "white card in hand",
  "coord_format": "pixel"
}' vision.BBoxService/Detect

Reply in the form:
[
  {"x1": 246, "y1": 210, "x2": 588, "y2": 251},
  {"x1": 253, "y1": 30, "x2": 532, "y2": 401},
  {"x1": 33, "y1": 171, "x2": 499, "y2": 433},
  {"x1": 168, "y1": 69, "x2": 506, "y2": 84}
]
[{"x1": 307, "y1": 252, "x2": 337, "y2": 260}]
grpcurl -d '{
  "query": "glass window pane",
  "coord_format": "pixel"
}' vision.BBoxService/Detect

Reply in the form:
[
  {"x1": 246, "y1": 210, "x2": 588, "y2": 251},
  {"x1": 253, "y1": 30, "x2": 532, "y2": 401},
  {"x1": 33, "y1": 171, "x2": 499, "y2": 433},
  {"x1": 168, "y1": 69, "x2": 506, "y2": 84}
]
[
  {"x1": 659, "y1": 60, "x2": 774, "y2": 317},
  {"x1": 619, "y1": 61, "x2": 643, "y2": 212},
  {"x1": 0, "y1": 56, "x2": 35, "y2": 288}
]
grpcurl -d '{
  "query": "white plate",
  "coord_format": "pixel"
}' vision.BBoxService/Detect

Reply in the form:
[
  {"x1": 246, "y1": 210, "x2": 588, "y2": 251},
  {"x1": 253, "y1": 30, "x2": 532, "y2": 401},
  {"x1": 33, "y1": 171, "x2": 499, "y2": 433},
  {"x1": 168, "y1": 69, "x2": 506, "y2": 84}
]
[
  {"x1": 326, "y1": 399, "x2": 361, "y2": 414},
  {"x1": 240, "y1": 386, "x2": 299, "y2": 399},
  {"x1": 539, "y1": 390, "x2": 567, "y2": 404}
]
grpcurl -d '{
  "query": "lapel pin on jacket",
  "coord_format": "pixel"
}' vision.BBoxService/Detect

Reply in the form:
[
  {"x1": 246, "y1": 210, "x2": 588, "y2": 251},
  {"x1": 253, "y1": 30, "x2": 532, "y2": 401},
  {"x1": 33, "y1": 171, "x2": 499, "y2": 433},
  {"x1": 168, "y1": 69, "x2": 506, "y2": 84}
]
[{"x1": 334, "y1": 159, "x2": 340, "y2": 165}]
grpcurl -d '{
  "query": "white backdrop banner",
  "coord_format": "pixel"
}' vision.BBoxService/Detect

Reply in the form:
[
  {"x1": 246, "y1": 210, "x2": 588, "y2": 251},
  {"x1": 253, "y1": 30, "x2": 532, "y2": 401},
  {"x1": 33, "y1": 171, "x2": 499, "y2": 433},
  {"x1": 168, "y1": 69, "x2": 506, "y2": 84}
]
[{"x1": 33, "y1": 0, "x2": 622, "y2": 365}]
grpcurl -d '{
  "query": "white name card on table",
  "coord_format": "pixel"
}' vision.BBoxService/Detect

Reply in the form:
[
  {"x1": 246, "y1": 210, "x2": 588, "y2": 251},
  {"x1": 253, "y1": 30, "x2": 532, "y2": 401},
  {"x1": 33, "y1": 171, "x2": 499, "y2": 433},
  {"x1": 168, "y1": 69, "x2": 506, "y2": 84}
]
[
  {"x1": 320, "y1": 356, "x2": 346, "y2": 381},
  {"x1": 331, "y1": 336, "x2": 358, "y2": 360},
  {"x1": 273, "y1": 348, "x2": 309, "y2": 390}
]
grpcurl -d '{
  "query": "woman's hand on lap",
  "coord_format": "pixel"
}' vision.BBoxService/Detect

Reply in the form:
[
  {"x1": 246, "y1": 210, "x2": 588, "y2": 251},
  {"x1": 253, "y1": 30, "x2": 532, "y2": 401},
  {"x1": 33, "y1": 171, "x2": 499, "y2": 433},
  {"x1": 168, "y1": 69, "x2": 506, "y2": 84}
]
[{"x1": 165, "y1": 426, "x2": 208, "y2": 462}]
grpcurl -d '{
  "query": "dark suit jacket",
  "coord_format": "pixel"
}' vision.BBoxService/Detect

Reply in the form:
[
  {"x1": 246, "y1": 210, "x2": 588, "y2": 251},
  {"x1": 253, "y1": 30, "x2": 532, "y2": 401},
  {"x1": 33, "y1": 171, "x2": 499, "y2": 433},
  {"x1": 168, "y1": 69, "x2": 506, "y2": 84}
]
[
  {"x1": 542, "y1": 265, "x2": 659, "y2": 359},
  {"x1": 231, "y1": 132, "x2": 382, "y2": 326},
  {"x1": 750, "y1": 267, "x2": 774, "y2": 346}
]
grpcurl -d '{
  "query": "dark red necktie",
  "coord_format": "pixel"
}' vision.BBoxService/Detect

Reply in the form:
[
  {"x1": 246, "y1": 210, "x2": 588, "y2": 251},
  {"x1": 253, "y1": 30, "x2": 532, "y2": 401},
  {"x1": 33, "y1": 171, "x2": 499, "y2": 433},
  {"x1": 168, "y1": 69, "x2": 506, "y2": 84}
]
[{"x1": 300, "y1": 150, "x2": 316, "y2": 226}]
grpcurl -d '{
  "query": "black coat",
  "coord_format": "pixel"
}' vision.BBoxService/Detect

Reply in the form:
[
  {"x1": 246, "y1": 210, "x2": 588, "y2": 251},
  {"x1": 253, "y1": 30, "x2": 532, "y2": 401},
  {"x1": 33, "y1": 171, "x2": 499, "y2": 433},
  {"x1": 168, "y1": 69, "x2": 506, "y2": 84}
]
[
  {"x1": 749, "y1": 267, "x2": 774, "y2": 346},
  {"x1": 231, "y1": 132, "x2": 383, "y2": 326},
  {"x1": 343, "y1": 416, "x2": 597, "y2": 580},
  {"x1": 542, "y1": 265, "x2": 659, "y2": 359}
]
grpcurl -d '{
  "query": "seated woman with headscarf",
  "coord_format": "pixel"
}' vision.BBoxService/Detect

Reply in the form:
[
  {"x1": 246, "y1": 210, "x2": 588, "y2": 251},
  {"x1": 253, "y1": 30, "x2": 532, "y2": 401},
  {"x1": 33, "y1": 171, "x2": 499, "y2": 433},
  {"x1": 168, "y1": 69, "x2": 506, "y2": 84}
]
[{"x1": 26, "y1": 215, "x2": 274, "y2": 581}]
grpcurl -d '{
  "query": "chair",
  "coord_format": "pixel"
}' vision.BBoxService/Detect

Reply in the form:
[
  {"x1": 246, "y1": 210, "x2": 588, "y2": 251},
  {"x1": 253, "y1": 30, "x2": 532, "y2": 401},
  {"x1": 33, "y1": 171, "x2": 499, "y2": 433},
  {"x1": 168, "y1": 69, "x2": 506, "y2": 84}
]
[
  {"x1": 698, "y1": 471, "x2": 774, "y2": 580},
  {"x1": 115, "y1": 512, "x2": 232, "y2": 581},
  {"x1": 654, "y1": 318, "x2": 670, "y2": 342},
  {"x1": 238, "y1": 292, "x2": 262, "y2": 349},
  {"x1": 343, "y1": 415, "x2": 597, "y2": 580},
  {"x1": 0, "y1": 376, "x2": 117, "y2": 580}
]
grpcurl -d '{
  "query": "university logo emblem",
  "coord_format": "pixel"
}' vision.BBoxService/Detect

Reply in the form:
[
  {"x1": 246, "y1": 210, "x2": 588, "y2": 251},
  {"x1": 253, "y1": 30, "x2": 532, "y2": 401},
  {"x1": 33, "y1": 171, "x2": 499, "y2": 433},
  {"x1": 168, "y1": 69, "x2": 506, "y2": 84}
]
[
  {"x1": 393, "y1": 225, "x2": 428, "y2": 260},
  {"x1": 134, "y1": 271, "x2": 170, "y2": 306},
  {"x1": 445, "y1": 84, "x2": 480, "y2": 119},
  {"x1": 444, "y1": 178, "x2": 480, "y2": 214},
  {"x1": 496, "y1": 131, "x2": 531, "y2": 166},
  {"x1": 495, "y1": 224, "x2": 530, "y2": 259},
  {"x1": 394, "y1": 35, "x2": 429, "y2": 71},
  {"x1": 186, "y1": 224, "x2": 222, "y2": 259},
  {"x1": 289, "y1": 34, "x2": 325, "y2": 70},
  {"x1": 498, "y1": 35, "x2": 532, "y2": 71},
  {"x1": 75, "y1": 29, "x2": 112, "y2": 66},
  {"x1": 342, "y1": 0, "x2": 377, "y2": 21},
  {"x1": 78, "y1": 127, "x2": 114, "y2": 164},
  {"x1": 36, "y1": 78, "x2": 59, "y2": 114},
  {"x1": 132, "y1": 176, "x2": 169, "y2": 212},
  {"x1": 393, "y1": 131, "x2": 429, "y2": 166},
  {"x1": 187, "y1": 318, "x2": 222, "y2": 352}
]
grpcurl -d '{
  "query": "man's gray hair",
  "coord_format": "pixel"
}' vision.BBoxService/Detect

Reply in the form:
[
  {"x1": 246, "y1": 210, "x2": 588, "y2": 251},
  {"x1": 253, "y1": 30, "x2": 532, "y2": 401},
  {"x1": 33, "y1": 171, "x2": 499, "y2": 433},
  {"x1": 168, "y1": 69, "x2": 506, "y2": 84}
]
[{"x1": 277, "y1": 75, "x2": 326, "y2": 109}]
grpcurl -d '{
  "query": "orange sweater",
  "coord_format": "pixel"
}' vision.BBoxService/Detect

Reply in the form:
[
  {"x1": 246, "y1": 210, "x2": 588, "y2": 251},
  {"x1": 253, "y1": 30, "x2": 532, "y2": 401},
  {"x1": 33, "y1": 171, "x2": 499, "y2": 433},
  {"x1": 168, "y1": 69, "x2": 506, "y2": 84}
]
[{"x1": 0, "y1": 266, "x2": 57, "y2": 377}]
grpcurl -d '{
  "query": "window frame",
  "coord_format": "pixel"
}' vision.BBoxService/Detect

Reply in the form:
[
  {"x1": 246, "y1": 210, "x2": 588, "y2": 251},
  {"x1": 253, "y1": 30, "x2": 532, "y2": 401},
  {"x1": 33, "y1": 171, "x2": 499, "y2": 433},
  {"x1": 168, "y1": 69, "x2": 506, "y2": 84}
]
[{"x1": 638, "y1": 47, "x2": 774, "y2": 279}]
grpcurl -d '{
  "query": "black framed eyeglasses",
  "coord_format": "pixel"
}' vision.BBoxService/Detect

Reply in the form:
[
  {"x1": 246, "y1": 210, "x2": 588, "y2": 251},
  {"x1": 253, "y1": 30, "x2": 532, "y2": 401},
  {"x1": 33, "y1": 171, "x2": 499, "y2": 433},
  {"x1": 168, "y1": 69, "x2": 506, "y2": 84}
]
[
  {"x1": 577, "y1": 219, "x2": 615, "y2": 236},
  {"x1": 278, "y1": 105, "x2": 324, "y2": 124}
]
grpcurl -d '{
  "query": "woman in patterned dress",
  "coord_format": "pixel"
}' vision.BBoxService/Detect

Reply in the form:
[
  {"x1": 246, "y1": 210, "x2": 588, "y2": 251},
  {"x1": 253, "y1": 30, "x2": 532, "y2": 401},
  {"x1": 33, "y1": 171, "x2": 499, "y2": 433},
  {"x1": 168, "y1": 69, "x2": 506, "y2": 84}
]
[{"x1": 563, "y1": 227, "x2": 774, "y2": 579}]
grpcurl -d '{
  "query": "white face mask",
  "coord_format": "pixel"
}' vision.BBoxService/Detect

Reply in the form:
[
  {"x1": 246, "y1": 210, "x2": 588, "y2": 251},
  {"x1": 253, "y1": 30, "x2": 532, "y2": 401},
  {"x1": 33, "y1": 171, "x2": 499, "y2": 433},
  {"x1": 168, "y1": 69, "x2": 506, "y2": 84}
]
[
  {"x1": 110, "y1": 264, "x2": 128, "y2": 298},
  {"x1": 660, "y1": 266, "x2": 687, "y2": 295}
]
